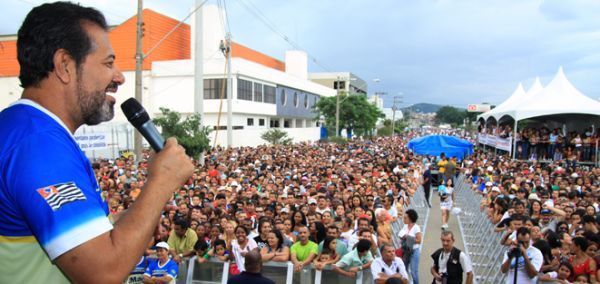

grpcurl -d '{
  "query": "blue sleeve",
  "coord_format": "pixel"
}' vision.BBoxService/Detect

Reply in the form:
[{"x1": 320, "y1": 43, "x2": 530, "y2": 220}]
[
  {"x1": 3, "y1": 130, "x2": 112, "y2": 260},
  {"x1": 167, "y1": 260, "x2": 179, "y2": 279}
]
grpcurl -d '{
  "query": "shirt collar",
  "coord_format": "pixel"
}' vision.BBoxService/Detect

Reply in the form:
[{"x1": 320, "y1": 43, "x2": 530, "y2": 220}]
[{"x1": 12, "y1": 99, "x2": 75, "y2": 140}]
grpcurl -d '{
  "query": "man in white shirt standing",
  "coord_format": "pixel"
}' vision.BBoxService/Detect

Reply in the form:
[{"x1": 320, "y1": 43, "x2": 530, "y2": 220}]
[
  {"x1": 372, "y1": 244, "x2": 408, "y2": 284},
  {"x1": 500, "y1": 227, "x2": 543, "y2": 284}
]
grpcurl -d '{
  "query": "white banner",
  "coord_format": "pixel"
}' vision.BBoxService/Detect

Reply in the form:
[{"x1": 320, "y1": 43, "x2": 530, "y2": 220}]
[
  {"x1": 75, "y1": 133, "x2": 108, "y2": 151},
  {"x1": 478, "y1": 134, "x2": 512, "y2": 153}
]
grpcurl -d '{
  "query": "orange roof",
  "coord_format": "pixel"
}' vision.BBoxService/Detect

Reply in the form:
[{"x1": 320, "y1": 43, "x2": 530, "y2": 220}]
[
  {"x1": 232, "y1": 42, "x2": 285, "y2": 72},
  {"x1": 0, "y1": 9, "x2": 190, "y2": 77},
  {"x1": 0, "y1": 9, "x2": 285, "y2": 77}
]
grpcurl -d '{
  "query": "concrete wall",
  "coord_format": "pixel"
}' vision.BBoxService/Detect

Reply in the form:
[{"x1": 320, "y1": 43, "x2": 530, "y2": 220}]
[{"x1": 211, "y1": 126, "x2": 320, "y2": 147}]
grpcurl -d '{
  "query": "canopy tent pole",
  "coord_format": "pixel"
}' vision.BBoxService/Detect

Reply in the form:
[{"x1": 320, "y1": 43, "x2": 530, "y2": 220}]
[{"x1": 512, "y1": 119, "x2": 517, "y2": 160}]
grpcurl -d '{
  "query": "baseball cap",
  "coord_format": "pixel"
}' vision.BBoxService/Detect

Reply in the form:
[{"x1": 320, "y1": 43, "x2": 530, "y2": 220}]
[
  {"x1": 528, "y1": 193, "x2": 541, "y2": 201},
  {"x1": 308, "y1": 198, "x2": 317, "y2": 205},
  {"x1": 230, "y1": 181, "x2": 239, "y2": 187},
  {"x1": 485, "y1": 182, "x2": 493, "y2": 186},
  {"x1": 156, "y1": 241, "x2": 170, "y2": 250},
  {"x1": 491, "y1": 187, "x2": 501, "y2": 193}
]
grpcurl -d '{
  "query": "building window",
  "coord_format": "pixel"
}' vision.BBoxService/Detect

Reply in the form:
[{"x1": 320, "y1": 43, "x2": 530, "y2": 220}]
[
  {"x1": 304, "y1": 94, "x2": 309, "y2": 108},
  {"x1": 293, "y1": 92, "x2": 299, "y2": 107},
  {"x1": 237, "y1": 78, "x2": 253, "y2": 101},
  {"x1": 270, "y1": 119, "x2": 280, "y2": 128},
  {"x1": 259, "y1": 118, "x2": 265, "y2": 126},
  {"x1": 280, "y1": 89, "x2": 287, "y2": 106},
  {"x1": 284, "y1": 119, "x2": 290, "y2": 128},
  {"x1": 247, "y1": 118, "x2": 254, "y2": 126},
  {"x1": 264, "y1": 85, "x2": 276, "y2": 104},
  {"x1": 253, "y1": 82, "x2": 263, "y2": 102},
  {"x1": 203, "y1": 78, "x2": 227, "y2": 99}
]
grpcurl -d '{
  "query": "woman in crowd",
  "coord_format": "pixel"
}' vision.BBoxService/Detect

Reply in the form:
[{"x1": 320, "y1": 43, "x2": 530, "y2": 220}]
[
  {"x1": 399, "y1": 209, "x2": 422, "y2": 284},
  {"x1": 568, "y1": 237, "x2": 597, "y2": 283},
  {"x1": 313, "y1": 236, "x2": 340, "y2": 270},
  {"x1": 529, "y1": 199, "x2": 543, "y2": 221},
  {"x1": 223, "y1": 220, "x2": 237, "y2": 250},
  {"x1": 291, "y1": 210, "x2": 307, "y2": 236},
  {"x1": 230, "y1": 226, "x2": 258, "y2": 272},
  {"x1": 439, "y1": 179, "x2": 455, "y2": 230},
  {"x1": 375, "y1": 208, "x2": 393, "y2": 245},
  {"x1": 310, "y1": 222, "x2": 327, "y2": 244},
  {"x1": 254, "y1": 219, "x2": 273, "y2": 249},
  {"x1": 260, "y1": 229, "x2": 290, "y2": 263}
]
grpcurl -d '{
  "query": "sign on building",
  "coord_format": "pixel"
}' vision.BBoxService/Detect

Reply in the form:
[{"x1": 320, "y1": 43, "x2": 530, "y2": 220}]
[
  {"x1": 467, "y1": 104, "x2": 491, "y2": 112},
  {"x1": 74, "y1": 134, "x2": 108, "y2": 151}
]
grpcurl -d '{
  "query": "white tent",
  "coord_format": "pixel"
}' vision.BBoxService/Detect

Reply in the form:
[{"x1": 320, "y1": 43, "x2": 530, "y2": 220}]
[
  {"x1": 478, "y1": 77, "x2": 543, "y2": 122},
  {"x1": 478, "y1": 67, "x2": 600, "y2": 159},
  {"x1": 505, "y1": 67, "x2": 600, "y2": 121},
  {"x1": 479, "y1": 82, "x2": 526, "y2": 121}
]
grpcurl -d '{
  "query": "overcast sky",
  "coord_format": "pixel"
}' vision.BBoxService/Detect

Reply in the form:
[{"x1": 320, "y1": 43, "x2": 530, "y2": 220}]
[{"x1": 3, "y1": 0, "x2": 600, "y2": 108}]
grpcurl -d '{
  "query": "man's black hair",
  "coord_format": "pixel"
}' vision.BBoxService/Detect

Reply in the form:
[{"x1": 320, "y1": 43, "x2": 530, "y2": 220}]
[
  {"x1": 174, "y1": 218, "x2": 190, "y2": 230},
  {"x1": 194, "y1": 239, "x2": 209, "y2": 251},
  {"x1": 17, "y1": 2, "x2": 108, "y2": 88},
  {"x1": 356, "y1": 239, "x2": 371, "y2": 253}
]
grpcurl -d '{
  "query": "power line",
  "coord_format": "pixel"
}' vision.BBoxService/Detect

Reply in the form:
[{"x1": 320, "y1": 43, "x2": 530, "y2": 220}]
[{"x1": 233, "y1": 0, "x2": 333, "y2": 72}]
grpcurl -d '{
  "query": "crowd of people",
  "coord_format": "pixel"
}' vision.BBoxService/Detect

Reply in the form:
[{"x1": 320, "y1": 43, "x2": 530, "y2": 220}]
[
  {"x1": 96, "y1": 122, "x2": 600, "y2": 284},
  {"x1": 479, "y1": 124, "x2": 599, "y2": 162},
  {"x1": 96, "y1": 135, "x2": 438, "y2": 284},
  {"x1": 464, "y1": 144, "x2": 600, "y2": 283}
]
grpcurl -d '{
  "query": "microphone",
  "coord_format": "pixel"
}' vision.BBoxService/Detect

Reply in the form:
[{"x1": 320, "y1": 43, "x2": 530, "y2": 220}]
[{"x1": 121, "y1": 98, "x2": 165, "y2": 152}]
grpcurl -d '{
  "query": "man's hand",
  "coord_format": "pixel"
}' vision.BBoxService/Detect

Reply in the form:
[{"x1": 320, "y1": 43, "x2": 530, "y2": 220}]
[
  {"x1": 294, "y1": 263, "x2": 303, "y2": 272},
  {"x1": 173, "y1": 254, "x2": 182, "y2": 263},
  {"x1": 146, "y1": 137, "x2": 194, "y2": 194},
  {"x1": 348, "y1": 267, "x2": 359, "y2": 273}
]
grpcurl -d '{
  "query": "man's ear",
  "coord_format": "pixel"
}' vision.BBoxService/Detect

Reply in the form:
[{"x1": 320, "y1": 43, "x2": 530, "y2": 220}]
[{"x1": 52, "y1": 49, "x2": 76, "y2": 84}]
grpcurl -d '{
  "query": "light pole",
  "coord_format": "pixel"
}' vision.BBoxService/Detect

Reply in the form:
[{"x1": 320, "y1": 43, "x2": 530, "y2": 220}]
[{"x1": 391, "y1": 94, "x2": 403, "y2": 136}]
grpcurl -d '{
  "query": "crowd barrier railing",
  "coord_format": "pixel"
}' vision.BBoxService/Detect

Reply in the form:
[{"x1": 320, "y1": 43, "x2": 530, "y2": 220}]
[
  {"x1": 181, "y1": 257, "x2": 372, "y2": 284},
  {"x1": 454, "y1": 175, "x2": 507, "y2": 284}
]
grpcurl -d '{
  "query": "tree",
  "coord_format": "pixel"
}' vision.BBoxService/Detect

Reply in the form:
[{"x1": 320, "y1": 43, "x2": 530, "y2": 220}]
[
  {"x1": 314, "y1": 92, "x2": 384, "y2": 137},
  {"x1": 153, "y1": 108, "x2": 211, "y2": 159},
  {"x1": 378, "y1": 119, "x2": 409, "y2": 136},
  {"x1": 261, "y1": 129, "x2": 293, "y2": 145},
  {"x1": 435, "y1": 106, "x2": 467, "y2": 126}
]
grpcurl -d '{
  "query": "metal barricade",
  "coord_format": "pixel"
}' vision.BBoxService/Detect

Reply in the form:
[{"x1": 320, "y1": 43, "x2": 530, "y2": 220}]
[
  {"x1": 454, "y1": 175, "x2": 507, "y2": 284},
  {"x1": 184, "y1": 258, "x2": 373, "y2": 284}
]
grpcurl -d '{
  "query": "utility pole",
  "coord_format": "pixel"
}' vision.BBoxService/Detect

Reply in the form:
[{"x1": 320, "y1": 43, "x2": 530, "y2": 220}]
[
  {"x1": 133, "y1": 0, "x2": 144, "y2": 161},
  {"x1": 335, "y1": 77, "x2": 344, "y2": 137},
  {"x1": 194, "y1": 0, "x2": 204, "y2": 164},
  {"x1": 391, "y1": 95, "x2": 403, "y2": 136},
  {"x1": 225, "y1": 33, "x2": 233, "y2": 147}
]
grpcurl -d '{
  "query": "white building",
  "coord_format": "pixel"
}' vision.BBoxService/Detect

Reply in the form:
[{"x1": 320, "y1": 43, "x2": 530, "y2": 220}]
[{"x1": 0, "y1": 5, "x2": 336, "y2": 156}]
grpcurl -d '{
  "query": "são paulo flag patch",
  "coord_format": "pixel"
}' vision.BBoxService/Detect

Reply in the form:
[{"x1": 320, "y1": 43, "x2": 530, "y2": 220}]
[{"x1": 36, "y1": 182, "x2": 87, "y2": 211}]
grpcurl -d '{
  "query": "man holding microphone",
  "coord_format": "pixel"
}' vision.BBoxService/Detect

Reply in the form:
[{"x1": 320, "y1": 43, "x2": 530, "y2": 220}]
[{"x1": 0, "y1": 2, "x2": 193, "y2": 283}]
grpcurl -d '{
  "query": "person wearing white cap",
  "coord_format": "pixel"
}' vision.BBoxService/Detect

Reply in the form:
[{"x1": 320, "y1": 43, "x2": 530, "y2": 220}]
[{"x1": 144, "y1": 242, "x2": 178, "y2": 283}]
